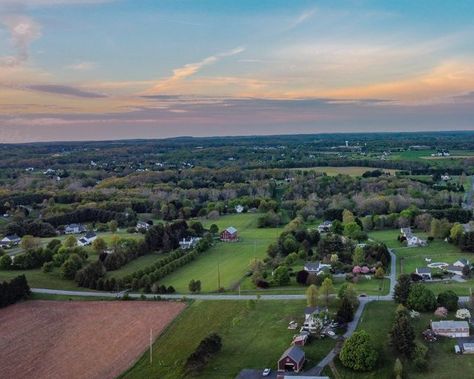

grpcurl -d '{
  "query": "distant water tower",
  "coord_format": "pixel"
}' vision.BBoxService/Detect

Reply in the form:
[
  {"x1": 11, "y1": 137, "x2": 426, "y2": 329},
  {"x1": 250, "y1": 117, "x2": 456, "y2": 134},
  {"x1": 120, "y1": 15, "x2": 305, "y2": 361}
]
[{"x1": 345, "y1": 141, "x2": 349, "y2": 147}]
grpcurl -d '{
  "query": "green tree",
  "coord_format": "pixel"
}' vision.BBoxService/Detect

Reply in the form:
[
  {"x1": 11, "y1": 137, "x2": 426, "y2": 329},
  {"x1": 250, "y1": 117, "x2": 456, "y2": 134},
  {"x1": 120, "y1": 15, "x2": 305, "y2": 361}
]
[
  {"x1": 20, "y1": 235, "x2": 40, "y2": 251},
  {"x1": 336, "y1": 296, "x2": 354, "y2": 324},
  {"x1": 390, "y1": 307, "x2": 416, "y2": 358},
  {"x1": 320, "y1": 277, "x2": 334, "y2": 307},
  {"x1": 338, "y1": 283, "x2": 358, "y2": 308},
  {"x1": 450, "y1": 223, "x2": 464, "y2": 244},
  {"x1": 209, "y1": 224, "x2": 219, "y2": 235},
  {"x1": 0, "y1": 254, "x2": 12, "y2": 269},
  {"x1": 407, "y1": 284, "x2": 436, "y2": 312},
  {"x1": 188, "y1": 279, "x2": 201, "y2": 293},
  {"x1": 393, "y1": 274, "x2": 411, "y2": 305},
  {"x1": 92, "y1": 237, "x2": 107, "y2": 254},
  {"x1": 63, "y1": 235, "x2": 77, "y2": 248},
  {"x1": 108, "y1": 220, "x2": 118, "y2": 233},
  {"x1": 306, "y1": 284, "x2": 318, "y2": 307},
  {"x1": 60, "y1": 254, "x2": 84, "y2": 279},
  {"x1": 339, "y1": 330, "x2": 378, "y2": 371},
  {"x1": 330, "y1": 220, "x2": 344, "y2": 234},
  {"x1": 394, "y1": 358, "x2": 403, "y2": 379},
  {"x1": 273, "y1": 265, "x2": 290, "y2": 286},
  {"x1": 342, "y1": 209, "x2": 355, "y2": 224},
  {"x1": 437, "y1": 290, "x2": 459, "y2": 311},
  {"x1": 374, "y1": 267, "x2": 385, "y2": 279},
  {"x1": 352, "y1": 246, "x2": 365, "y2": 266}
]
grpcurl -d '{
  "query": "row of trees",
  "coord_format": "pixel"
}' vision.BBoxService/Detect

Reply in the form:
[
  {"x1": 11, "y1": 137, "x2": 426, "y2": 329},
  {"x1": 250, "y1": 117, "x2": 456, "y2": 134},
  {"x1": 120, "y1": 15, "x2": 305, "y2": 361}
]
[{"x1": 0, "y1": 275, "x2": 30, "y2": 308}]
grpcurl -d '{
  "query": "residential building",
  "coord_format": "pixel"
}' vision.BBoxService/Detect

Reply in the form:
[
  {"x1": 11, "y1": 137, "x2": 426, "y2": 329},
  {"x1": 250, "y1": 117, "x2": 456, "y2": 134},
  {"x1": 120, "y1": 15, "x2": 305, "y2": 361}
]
[
  {"x1": 415, "y1": 267, "x2": 432, "y2": 280},
  {"x1": 135, "y1": 221, "x2": 150, "y2": 232},
  {"x1": 400, "y1": 227, "x2": 413, "y2": 238},
  {"x1": 317, "y1": 221, "x2": 332, "y2": 233},
  {"x1": 407, "y1": 235, "x2": 427, "y2": 247},
  {"x1": 64, "y1": 224, "x2": 86, "y2": 234},
  {"x1": 304, "y1": 261, "x2": 331, "y2": 276},
  {"x1": 453, "y1": 258, "x2": 470, "y2": 268},
  {"x1": 456, "y1": 337, "x2": 474, "y2": 354},
  {"x1": 431, "y1": 320, "x2": 469, "y2": 338},
  {"x1": 78, "y1": 231, "x2": 97, "y2": 246},
  {"x1": 446, "y1": 265, "x2": 464, "y2": 276},
  {"x1": 0, "y1": 234, "x2": 21, "y2": 248},
  {"x1": 179, "y1": 237, "x2": 201, "y2": 250},
  {"x1": 235, "y1": 204, "x2": 244, "y2": 213}
]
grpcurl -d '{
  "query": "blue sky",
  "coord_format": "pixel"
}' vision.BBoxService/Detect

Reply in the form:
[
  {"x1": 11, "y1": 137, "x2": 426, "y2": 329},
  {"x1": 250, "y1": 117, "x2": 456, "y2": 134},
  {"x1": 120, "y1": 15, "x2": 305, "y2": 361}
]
[{"x1": 0, "y1": 0, "x2": 473, "y2": 142}]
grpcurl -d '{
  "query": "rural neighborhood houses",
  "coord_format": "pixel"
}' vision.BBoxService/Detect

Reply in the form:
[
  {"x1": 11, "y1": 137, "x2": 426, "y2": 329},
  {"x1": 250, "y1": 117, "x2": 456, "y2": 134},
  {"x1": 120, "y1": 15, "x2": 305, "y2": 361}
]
[
  {"x1": 179, "y1": 237, "x2": 201, "y2": 250},
  {"x1": 220, "y1": 227, "x2": 238, "y2": 242},
  {"x1": 400, "y1": 227, "x2": 427, "y2": 247},
  {"x1": 303, "y1": 261, "x2": 331, "y2": 276},
  {"x1": 0, "y1": 234, "x2": 21, "y2": 248}
]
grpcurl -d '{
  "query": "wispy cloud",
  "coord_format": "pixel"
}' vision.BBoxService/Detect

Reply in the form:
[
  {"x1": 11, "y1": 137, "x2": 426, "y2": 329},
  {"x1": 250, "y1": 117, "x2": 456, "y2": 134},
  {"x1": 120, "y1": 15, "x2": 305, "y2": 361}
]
[
  {"x1": 66, "y1": 61, "x2": 97, "y2": 71},
  {"x1": 150, "y1": 47, "x2": 245, "y2": 93},
  {"x1": 0, "y1": 14, "x2": 41, "y2": 66},
  {"x1": 288, "y1": 8, "x2": 316, "y2": 29},
  {"x1": 26, "y1": 84, "x2": 107, "y2": 98}
]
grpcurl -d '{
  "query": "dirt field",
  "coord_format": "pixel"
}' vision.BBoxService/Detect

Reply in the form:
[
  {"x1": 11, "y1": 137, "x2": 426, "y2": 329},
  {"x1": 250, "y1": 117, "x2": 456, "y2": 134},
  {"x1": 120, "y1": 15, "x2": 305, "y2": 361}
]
[{"x1": 0, "y1": 300, "x2": 186, "y2": 379}]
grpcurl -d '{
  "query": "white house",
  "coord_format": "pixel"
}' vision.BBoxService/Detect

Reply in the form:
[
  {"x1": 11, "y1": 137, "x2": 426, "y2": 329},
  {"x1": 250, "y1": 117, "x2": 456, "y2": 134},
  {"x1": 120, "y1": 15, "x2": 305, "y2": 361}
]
[
  {"x1": 304, "y1": 261, "x2": 331, "y2": 276},
  {"x1": 317, "y1": 221, "x2": 332, "y2": 233},
  {"x1": 179, "y1": 237, "x2": 201, "y2": 250},
  {"x1": 415, "y1": 267, "x2": 432, "y2": 280},
  {"x1": 446, "y1": 265, "x2": 464, "y2": 276},
  {"x1": 235, "y1": 205, "x2": 244, "y2": 214},
  {"x1": 400, "y1": 227, "x2": 413, "y2": 238},
  {"x1": 407, "y1": 235, "x2": 427, "y2": 247},
  {"x1": 453, "y1": 258, "x2": 470, "y2": 268},
  {"x1": 64, "y1": 223, "x2": 86, "y2": 234},
  {"x1": 135, "y1": 221, "x2": 150, "y2": 232},
  {"x1": 0, "y1": 234, "x2": 21, "y2": 248},
  {"x1": 78, "y1": 231, "x2": 97, "y2": 246}
]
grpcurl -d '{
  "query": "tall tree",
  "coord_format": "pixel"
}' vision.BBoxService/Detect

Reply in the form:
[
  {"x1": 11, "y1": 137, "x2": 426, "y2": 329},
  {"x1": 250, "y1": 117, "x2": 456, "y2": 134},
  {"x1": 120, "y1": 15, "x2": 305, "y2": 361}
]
[
  {"x1": 393, "y1": 274, "x2": 411, "y2": 305},
  {"x1": 390, "y1": 307, "x2": 415, "y2": 358},
  {"x1": 320, "y1": 277, "x2": 334, "y2": 307},
  {"x1": 306, "y1": 284, "x2": 318, "y2": 307}
]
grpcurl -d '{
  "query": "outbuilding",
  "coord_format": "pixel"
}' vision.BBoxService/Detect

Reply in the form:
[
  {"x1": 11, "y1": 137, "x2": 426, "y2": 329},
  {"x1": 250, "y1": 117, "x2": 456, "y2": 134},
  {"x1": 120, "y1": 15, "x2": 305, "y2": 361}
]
[
  {"x1": 220, "y1": 226, "x2": 238, "y2": 242},
  {"x1": 277, "y1": 346, "x2": 305, "y2": 373},
  {"x1": 431, "y1": 320, "x2": 470, "y2": 338}
]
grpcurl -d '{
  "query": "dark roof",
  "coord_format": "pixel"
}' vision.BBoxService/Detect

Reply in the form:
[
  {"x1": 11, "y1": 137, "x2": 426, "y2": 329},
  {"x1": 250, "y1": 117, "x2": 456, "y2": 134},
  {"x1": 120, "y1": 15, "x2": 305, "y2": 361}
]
[
  {"x1": 416, "y1": 267, "x2": 431, "y2": 274},
  {"x1": 447, "y1": 265, "x2": 463, "y2": 272},
  {"x1": 304, "y1": 261, "x2": 321, "y2": 271},
  {"x1": 304, "y1": 306, "x2": 318, "y2": 315},
  {"x1": 5, "y1": 234, "x2": 20, "y2": 240},
  {"x1": 84, "y1": 231, "x2": 96, "y2": 239},
  {"x1": 457, "y1": 337, "x2": 474, "y2": 348},
  {"x1": 279, "y1": 346, "x2": 305, "y2": 363}
]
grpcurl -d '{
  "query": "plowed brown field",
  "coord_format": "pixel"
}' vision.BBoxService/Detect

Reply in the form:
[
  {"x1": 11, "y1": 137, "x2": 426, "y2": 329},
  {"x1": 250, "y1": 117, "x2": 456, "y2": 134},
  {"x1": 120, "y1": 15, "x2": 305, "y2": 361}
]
[{"x1": 0, "y1": 300, "x2": 186, "y2": 379}]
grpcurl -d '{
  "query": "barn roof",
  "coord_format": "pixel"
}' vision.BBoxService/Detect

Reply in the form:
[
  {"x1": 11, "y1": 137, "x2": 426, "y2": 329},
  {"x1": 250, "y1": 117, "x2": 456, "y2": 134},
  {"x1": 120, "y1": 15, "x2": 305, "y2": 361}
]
[
  {"x1": 225, "y1": 226, "x2": 237, "y2": 234},
  {"x1": 279, "y1": 345, "x2": 305, "y2": 362}
]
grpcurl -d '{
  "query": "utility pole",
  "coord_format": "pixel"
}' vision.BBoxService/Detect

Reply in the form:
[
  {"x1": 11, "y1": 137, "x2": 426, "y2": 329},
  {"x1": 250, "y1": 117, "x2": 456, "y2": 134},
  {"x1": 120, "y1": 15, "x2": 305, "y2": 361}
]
[
  {"x1": 217, "y1": 260, "x2": 221, "y2": 290},
  {"x1": 149, "y1": 328, "x2": 153, "y2": 364}
]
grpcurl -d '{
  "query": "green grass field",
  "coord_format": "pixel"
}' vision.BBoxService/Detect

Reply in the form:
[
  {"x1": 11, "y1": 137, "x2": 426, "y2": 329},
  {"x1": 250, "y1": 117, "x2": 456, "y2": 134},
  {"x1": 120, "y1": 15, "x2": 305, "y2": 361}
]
[
  {"x1": 327, "y1": 301, "x2": 474, "y2": 379},
  {"x1": 369, "y1": 229, "x2": 474, "y2": 295},
  {"x1": 121, "y1": 300, "x2": 337, "y2": 379},
  {"x1": 105, "y1": 253, "x2": 166, "y2": 278},
  {"x1": 290, "y1": 166, "x2": 398, "y2": 176},
  {"x1": 160, "y1": 213, "x2": 283, "y2": 292}
]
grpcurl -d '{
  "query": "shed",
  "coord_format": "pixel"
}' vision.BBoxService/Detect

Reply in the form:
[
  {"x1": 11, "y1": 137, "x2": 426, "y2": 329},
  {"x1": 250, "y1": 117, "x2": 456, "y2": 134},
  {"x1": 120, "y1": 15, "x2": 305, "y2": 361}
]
[
  {"x1": 431, "y1": 320, "x2": 469, "y2": 338},
  {"x1": 456, "y1": 337, "x2": 474, "y2": 354},
  {"x1": 277, "y1": 346, "x2": 305, "y2": 373}
]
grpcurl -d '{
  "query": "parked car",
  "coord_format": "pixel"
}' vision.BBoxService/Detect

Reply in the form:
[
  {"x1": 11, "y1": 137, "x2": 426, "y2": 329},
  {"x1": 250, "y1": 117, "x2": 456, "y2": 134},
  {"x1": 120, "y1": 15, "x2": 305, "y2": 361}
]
[{"x1": 262, "y1": 368, "x2": 271, "y2": 376}]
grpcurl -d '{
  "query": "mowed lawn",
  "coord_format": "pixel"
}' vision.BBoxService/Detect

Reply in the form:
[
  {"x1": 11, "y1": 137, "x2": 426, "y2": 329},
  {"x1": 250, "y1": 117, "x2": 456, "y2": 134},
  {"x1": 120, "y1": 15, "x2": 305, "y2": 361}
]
[
  {"x1": 328, "y1": 302, "x2": 474, "y2": 379},
  {"x1": 290, "y1": 166, "x2": 398, "y2": 176},
  {"x1": 369, "y1": 229, "x2": 473, "y2": 295},
  {"x1": 121, "y1": 300, "x2": 337, "y2": 379},
  {"x1": 160, "y1": 213, "x2": 283, "y2": 292}
]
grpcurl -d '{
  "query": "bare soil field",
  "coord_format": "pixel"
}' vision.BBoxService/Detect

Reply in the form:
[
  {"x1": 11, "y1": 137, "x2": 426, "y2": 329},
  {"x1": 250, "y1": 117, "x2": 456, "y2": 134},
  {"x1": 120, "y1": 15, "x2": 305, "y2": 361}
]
[{"x1": 0, "y1": 300, "x2": 186, "y2": 379}]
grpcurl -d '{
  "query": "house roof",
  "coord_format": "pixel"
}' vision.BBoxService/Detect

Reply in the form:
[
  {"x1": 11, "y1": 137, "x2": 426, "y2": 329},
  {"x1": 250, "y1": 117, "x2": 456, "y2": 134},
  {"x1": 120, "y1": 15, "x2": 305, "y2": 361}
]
[
  {"x1": 447, "y1": 265, "x2": 463, "y2": 272},
  {"x1": 279, "y1": 346, "x2": 305, "y2": 363},
  {"x1": 84, "y1": 231, "x2": 96, "y2": 239},
  {"x1": 225, "y1": 226, "x2": 238, "y2": 234},
  {"x1": 416, "y1": 267, "x2": 431, "y2": 274},
  {"x1": 457, "y1": 337, "x2": 474, "y2": 348},
  {"x1": 4, "y1": 234, "x2": 20, "y2": 241},
  {"x1": 432, "y1": 320, "x2": 469, "y2": 329},
  {"x1": 79, "y1": 237, "x2": 88, "y2": 244},
  {"x1": 455, "y1": 258, "x2": 469, "y2": 265},
  {"x1": 304, "y1": 306, "x2": 319, "y2": 315},
  {"x1": 304, "y1": 261, "x2": 321, "y2": 271}
]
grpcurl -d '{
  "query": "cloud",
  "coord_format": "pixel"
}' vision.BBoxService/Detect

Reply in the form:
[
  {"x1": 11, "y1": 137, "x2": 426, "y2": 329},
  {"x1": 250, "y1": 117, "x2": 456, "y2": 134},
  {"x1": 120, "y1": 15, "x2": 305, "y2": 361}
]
[
  {"x1": 66, "y1": 61, "x2": 97, "y2": 71},
  {"x1": 0, "y1": 0, "x2": 114, "y2": 6},
  {"x1": 287, "y1": 8, "x2": 317, "y2": 30},
  {"x1": 149, "y1": 47, "x2": 245, "y2": 93},
  {"x1": 0, "y1": 14, "x2": 41, "y2": 65},
  {"x1": 25, "y1": 84, "x2": 107, "y2": 98}
]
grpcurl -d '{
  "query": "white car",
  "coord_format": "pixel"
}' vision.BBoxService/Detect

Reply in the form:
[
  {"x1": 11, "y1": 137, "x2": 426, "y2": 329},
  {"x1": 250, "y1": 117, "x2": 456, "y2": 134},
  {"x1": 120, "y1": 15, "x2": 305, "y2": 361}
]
[{"x1": 262, "y1": 368, "x2": 271, "y2": 376}]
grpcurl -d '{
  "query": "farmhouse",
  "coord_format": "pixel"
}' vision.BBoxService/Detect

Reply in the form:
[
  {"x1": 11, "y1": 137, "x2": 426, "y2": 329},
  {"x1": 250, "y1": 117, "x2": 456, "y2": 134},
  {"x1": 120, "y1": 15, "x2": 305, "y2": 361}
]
[
  {"x1": 235, "y1": 204, "x2": 244, "y2": 213},
  {"x1": 0, "y1": 234, "x2": 21, "y2": 248},
  {"x1": 446, "y1": 265, "x2": 464, "y2": 276},
  {"x1": 406, "y1": 235, "x2": 427, "y2": 247},
  {"x1": 456, "y1": 337, "x2": 474, "y2": 354},
  {"x1": 135, "y1": 221, "x2": 150, "y2": 231},
  {"x1": 317, "y1": 221, "x2": 332, "y2": 233},
  {"x1": 453, "y1": 258, "x2": 470, "y2": 268},
  {"x1": 179, "y1": 237, "x2": 201, "y2": 250},
  {"x1": 278, "y1": 346, "x2": 305, "y2": 373},
  {"x1": 220, "y1": 226, "x2": 238, "y2": 242},
  {"x1": 415, "y1": 267, "x2": 432, "y2": 280},
  {"x1": 400, "y1": 227, "x2": 413, "y2": 238},
  {"x1": 431, "y1": 320, "x2": 470, "y2": 338},
  {"x1": 78, "y1": 231, "x2": 97, "y2": 246},
  {"x1": 304, "y1": 261, "x2": 331, "y2": 275},
  {"x1": 64, "y1": 223, "x2": 86, "y2": 234}
]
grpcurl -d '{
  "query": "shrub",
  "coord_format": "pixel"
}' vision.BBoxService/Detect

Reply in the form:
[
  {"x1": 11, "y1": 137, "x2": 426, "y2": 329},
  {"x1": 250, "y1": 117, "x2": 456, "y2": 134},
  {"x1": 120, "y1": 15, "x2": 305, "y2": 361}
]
[{"x1": 339, "y1": 330, "x2": 378, "y2": 371}]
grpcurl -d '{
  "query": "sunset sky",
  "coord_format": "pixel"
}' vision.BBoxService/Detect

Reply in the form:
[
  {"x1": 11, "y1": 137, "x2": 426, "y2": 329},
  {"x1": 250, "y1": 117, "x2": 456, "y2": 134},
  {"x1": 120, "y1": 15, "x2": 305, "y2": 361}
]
[{"x1": 1, "y1": 0, "x2": 473, "y2": 142}]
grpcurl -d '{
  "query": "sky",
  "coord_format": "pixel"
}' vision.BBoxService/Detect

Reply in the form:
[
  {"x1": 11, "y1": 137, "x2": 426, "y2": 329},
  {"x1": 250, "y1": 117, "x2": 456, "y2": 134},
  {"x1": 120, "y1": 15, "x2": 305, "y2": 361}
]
[{"x1": 0, "y1": 0, "x2": 473, "y2": 142}]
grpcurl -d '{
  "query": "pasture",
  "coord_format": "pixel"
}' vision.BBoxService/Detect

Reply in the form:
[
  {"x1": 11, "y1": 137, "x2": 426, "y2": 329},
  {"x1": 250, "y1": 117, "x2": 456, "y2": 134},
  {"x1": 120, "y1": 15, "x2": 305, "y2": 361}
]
[
  {"x1": 0, "y1": 300, "x2": 185, "y2": 379},
  {"x1": 290, "y1": 166, "x2": 398, "y2": 176},
  {"x1": 121, "y1": 300, "x2": 337, "y2": 379},
  {"x1": 160, "y1": 213, "x2": 283, "y2": 292}
]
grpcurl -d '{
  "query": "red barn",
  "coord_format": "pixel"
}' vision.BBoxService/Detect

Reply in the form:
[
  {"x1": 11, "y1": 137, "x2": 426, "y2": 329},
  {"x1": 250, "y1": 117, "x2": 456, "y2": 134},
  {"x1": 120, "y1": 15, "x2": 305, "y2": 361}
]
[
  {"x1": 277, "y1": 346, "x2": 305, "y2": 373},
  {"x1": 220, "y1": 226, "x2": 238, "y2": 242}
]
